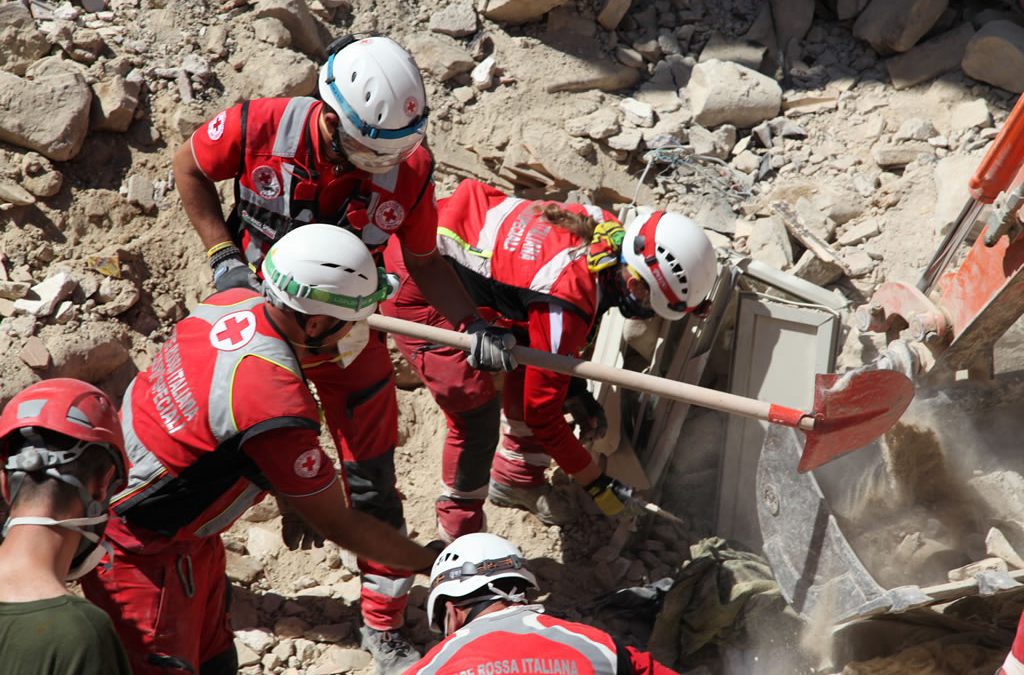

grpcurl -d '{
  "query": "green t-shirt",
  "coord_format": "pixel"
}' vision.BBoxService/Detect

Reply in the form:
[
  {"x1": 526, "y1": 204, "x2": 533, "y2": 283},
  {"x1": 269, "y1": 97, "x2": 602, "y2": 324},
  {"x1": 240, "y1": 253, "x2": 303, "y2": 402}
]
[{"x1": 0, "y1": 595, "x2": 132, "y2": 675}]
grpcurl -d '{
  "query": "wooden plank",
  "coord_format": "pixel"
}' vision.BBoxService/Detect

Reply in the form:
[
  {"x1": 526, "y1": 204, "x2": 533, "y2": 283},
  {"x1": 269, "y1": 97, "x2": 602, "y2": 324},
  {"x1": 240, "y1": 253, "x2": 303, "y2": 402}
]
[{"x1": 772, "y1": 201, "x2": 853, "y2": 275}]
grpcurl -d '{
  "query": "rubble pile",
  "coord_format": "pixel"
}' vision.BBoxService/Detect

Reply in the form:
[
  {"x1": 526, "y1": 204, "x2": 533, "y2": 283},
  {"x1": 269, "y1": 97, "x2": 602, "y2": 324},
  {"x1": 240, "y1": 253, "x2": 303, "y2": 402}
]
[{"x1": 4, "y1": 0, "x2": 1024, "y2": 672}]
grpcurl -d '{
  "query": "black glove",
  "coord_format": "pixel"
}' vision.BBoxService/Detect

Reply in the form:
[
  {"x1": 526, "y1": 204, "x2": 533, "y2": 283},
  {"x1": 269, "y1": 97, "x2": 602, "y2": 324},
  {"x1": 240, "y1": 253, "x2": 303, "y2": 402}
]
[
  {"x1": 585, "y1": 474, "x2": 634, "y2": 517},
  {"x1": 464, "y1": 319, "x2": 517, "y2": 372},
  {"x1": 277, "y1": 496, "x2": 325, "y2": 550},
  {"x1": 563, "y1": 389, "x2": 607, "y2": 443},
  {"x1": 417, "y1": 539, "x2": 447, "y2": 575},
  {"x1": 210, "y1": 245, "x2": 260, "y2": 292}
]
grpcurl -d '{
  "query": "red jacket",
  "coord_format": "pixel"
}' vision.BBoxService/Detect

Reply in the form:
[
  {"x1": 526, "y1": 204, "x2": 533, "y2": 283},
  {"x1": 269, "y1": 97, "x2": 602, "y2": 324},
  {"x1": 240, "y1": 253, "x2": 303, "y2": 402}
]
[
  {"x1": 190, "y1": 97, "x2": 438, "y2": 266},
  {"x1": 435, "y1": 179, "x2": 619, "y2": 475},
  {"x1": 999, "y1": 611, "x2": 1024, "y2": 675},
  {"x1": 405, "y1": 605, "x2": 677, "y2": 675},
  {"x1": 111, "y1": 289, "x2": 335, "y2": 545}
]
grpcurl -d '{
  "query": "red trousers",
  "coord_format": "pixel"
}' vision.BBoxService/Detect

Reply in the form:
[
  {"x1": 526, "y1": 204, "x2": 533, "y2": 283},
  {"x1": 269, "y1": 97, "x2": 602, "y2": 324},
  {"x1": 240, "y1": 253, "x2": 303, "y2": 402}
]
[
  {"x1": 81, "y1": 519, "x2": 234, "y2": 675},
  {"x1": 305, "y1": 336, "x2": 413, "y2": 630},
  {"x1": 381, "y1": 248, "x2": 556, "y2": 541}
]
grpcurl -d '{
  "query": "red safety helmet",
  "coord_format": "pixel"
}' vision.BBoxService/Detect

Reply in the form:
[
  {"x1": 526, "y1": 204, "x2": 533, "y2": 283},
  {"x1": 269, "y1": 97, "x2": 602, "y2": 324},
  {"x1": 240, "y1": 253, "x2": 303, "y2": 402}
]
[{"x1": 0, "y1": 378, "x2": 128, "y2": 498}]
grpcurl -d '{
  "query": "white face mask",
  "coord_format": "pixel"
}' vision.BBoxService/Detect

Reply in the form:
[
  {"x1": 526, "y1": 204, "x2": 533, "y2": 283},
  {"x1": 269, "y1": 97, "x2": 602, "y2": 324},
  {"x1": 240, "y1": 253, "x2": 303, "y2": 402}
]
[{"x1": 4, "y1": 515, "x2": 113, "y2": 581}]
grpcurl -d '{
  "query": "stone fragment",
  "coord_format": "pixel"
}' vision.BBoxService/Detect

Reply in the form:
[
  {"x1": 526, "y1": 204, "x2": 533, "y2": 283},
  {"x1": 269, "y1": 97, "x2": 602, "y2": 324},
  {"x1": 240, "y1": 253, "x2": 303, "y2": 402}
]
[
  {"x1": 698, "y1": 31, "x2": 767, "y2": 71},
  {"x1": 309, "y1": 645, "x2": 372, "y2": 675},
  {"x1": 871, "y1": 142, "x2": 933, "y2": 168},
  {"x1": 0, "y1": 4, "x2": 50, "y2": 76},
  {"x1": 842, "y1": 249, "x2": 875, "y2": 277},
  {"x1": 853, "y1": 0, "x2": 948, "y2": 55},
  {"x1": 747, "y1": 216, "x2": 793, "y2": 269},
  {"x1": 94, "y1": 277, "x2": 139, "y2": 317},
  {"x1": 950, "y1": 99, "x2": 991, "y2": 132},
  {"x1": 471, "y1": 55, "x2": 496, "y2": 91},
  {"x1": 597, "y1": 0, "x2": 631, "y2": 30},
  {"x1": 987, "y1": 527, "x2": 1024, "y2": 570},
  {"x1": 236, "y1": 629, "x2": 276, "y2": 655},
  {"x1": 792, "y1": 250, "x2": 845, "y2": 286},
  {"x1": 794, "y1": 197, "x2": 836, "y2": 242},
  {"x1": 253, "y1": 0, "x2": 323, "y2": 58},
  {"x1": 837, "y1": 220, "x2": 881, "y2": 246},
  {"x1": 962, "y1": 21, "x2": 1024, "y2": 93},
  {"x1": 406, "y1": 34, "x2": 475, "y2": 82},
  {"x1": 893, "y1": 118, "x2": 937, "y2": 142},
  {"x1": 235, "y1": 640, "x2": 261, "y2": 668},
  {"x1": 482, "y1": 0, "x2": 568, "y2": 24},
  {"x1": 733, "y1": 150, "x2": 760, "y2": 173},
  {"x1": 0, "y1": 182, "x2": 35, "y2": 206},
  {"x1": 253, "y1": 17, "x2": 292, "y2": 48},
  {"x1": 126, "y1": 175, "x2": 155, "y2": 213},
  {"x1": 0, "y1": 71, "x2": 92, "y2": 161},
  {"x1": 947, "y1": 557, "x2": 1008, "y2": 583},
  {"x1": 614, "y1": 45, "x2": 643, "y2": 69},
  {"x1": 206, "y1": 24, "x2": 229, "y2": 57},
  {"x1": 242, "y1": 47, "x2": 317, "y2": 98},
  {"x1": 19, "y1": 337, "x2": 51, "y2": 370},
  {"x1": 246, "y1": 525, "x2": 281, "y2": 559},
  {"x1": 606, "y1": 128, "x2": 642, "y2": 152},
  {"x1": 91, "y1": 76, "x2": 141, "y2": 133},
  {"x1": 886, "y1": 23, "x2": 974, "y2": 90},
  {"x1": 689, "y1": 60, "x2": 781, "y2": 129},
  {"x1": 226, "y1": 551, "x2": 264, "y2": 584},
  {"x1": 0, "y1": 281, "x2": 31, "y2": 300},
  {"x1": 932, "y1": 154, "x2": 977, "y2": 235},
  {"x1": 545, "y1": 54, "x2": 639, "y2": 94},
  {"x1": 303, "y1": 623, "x2": 352, "y2": 643},
  {"x1": 21, "y1": 153, "x2": 63, "y2": 198},
  {"x1": 620, "y1": 97, "x2": 654, "y2": 127},
  {"x1": 688, "y1": 124, "x2": 734, "y2": 161},
  {"x1": 14, "y1": 273, "x2": 76, "y2": 318},
  {"x1": 429, "y1": 2, "x2": 479, "y2": 37}
]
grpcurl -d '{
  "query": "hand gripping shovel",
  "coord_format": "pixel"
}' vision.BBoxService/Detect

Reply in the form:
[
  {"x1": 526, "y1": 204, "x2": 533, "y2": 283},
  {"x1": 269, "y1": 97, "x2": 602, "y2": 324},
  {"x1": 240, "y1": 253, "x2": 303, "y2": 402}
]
[{"x1": 367, "y1": 315, "x2": 914, "y2": 473}]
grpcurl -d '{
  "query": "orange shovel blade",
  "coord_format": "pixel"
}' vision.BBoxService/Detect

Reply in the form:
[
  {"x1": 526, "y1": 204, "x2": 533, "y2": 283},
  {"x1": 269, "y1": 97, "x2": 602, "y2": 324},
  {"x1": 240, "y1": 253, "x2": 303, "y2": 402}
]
[{"x1": 797, "y1": 370, "x2": 915, "y2": 473}]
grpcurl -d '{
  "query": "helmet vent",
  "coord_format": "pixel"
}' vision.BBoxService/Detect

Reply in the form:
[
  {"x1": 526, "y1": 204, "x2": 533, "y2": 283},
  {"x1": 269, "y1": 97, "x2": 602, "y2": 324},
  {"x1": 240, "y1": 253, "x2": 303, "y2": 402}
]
[
  {"x1": 364, "y1": 91, "x2": 371, "y2": 102},
  {"x1": 350, "y1": 71, "x2": 357, "y2": 83},
  {"x1": 658, "y1": 246, "x2": 688, "y2": 286}
]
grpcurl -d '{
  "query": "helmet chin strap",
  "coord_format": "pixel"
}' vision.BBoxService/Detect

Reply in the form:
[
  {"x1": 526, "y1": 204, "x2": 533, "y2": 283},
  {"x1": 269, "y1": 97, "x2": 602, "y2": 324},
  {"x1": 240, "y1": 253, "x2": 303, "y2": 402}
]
[{"x1": 263, "y1": 304, "x2": 347, "y2": 355}]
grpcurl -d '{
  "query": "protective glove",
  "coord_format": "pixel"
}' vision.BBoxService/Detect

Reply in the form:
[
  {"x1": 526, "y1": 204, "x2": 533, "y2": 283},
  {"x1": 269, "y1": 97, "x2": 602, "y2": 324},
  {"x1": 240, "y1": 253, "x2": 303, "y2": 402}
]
[
  {"x1": 208, "y1": 245, "x2": 260, "y2": 292},
  {"x1": 584, "y1": 474, "x2": 634, "y2": 517},
  {"x1": 277, "y1": 496, "x2": 325, "y2": 550},
  {"x1": 563, "y1": 390, "x2": 608, "y2": 443},
  {"x1": 417, "y1": 539, "x2": 447, "y2": 574},
  {"x1": 464, "y1": 319, "x2": 518, "y2": 372}
]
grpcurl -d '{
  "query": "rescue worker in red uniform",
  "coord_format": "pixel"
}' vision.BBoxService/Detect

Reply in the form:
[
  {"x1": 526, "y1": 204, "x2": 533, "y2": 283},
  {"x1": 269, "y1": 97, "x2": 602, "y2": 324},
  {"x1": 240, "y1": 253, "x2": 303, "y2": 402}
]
[
  {"x1": 381, "y1": 179, "x2": 718, "y2": 541},
  {"x1": 171, "y1": 36, "x2": 514, "y2": 670},
  {"x1": 999, "y1": 617, "x2": 1024, "y2": 674},
  {"x1": 408, "y1": 533, "x2": 678, "y2": 675},
  {"x1": 81, "y1": 225, "x2": 440, "y2": 675}
]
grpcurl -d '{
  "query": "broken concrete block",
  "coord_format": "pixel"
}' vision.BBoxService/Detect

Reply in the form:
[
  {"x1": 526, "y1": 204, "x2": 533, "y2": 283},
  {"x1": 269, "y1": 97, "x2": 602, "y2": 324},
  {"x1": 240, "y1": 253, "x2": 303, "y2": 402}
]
[
  {"x1": 406, "y1": 34, "x2": 475, "y2": 82},
  {"x1": 689, "y1": 59, "x2": 781, "y2": 129},
  {"x1": 949, "y1": 98, "x2": 991, "y2": 132},
  {"x1": 483, "y1": 0, "x2": 568, "y2": 24},
  {"x1": 842, "y1": 249, "x2": 876, "y2": 277},
  {"x1": 0, "y1": 281, "x2": 31, "y2": 300},
  {"x1": 253, "y1": 0, "x2": 323, "y2": 58},
  {"x1": 241, "y1": 47, "x2": 317, "y2": 98},
  {"x1": 545, "y1": 53, "x2": 639, "y2": 93},
  {"x1": 748, "y1": 216, "x2": 793, "y2": 269},
  {"x1": 962, "y1": 20, "x2": 1024, "y2": 93},
  {"x1": 837, "y1": 220, "x2": 881, "y2": 246},
  {"x1": 13, "y1": 272, "x2": 77, "y2": 317},
  {"x1": 0, "y1": 70, "x2": 92, "y2": 162},
  {"x1": 986, "y1": 527, "x2": 1024, "y2": 570},
  {"x1": 620, "y1": 97, "x2": 654, "y2": 127},
  {"x1": 126, "y1": 174, "x2": 156, "y2": 214},
  {"x1": 19, "y1": 337, "x2": 51, "y2": 370},
  {"x1": 0, "y1": 182, "x2": 36, "y2": 207},
  {"x1": 0, "y1": 3, "x2": 51, "y2": 76},
  {"x1": 90, "y1": 75, "x2": 141, "y2": 133},
  {"x1": 429, "y1": 2, "x2": 478, "y2": 37},
  {"x1": 893, "y1": 118, "x2": 937, "y2": 142},
  {"x1": 871, "y1": 142, "x2": 934, "y2": 168},
  {"x1": 947, "y1": 557, "x2": 1008, "y2": 583},
  {"x1": 853, "y1": 0, "x2": 948, "y2": 55},
  {"x1": 606, "y1": 128, "x2": 642, "y2": 152},
  {"x1": 792, "y1": 250, "x2": 845, "y2": 286},
  {"x1": 471, "y1": 55, "x2": 496, "y2": 91},
  {"x1": 698, "y1": 31, "x2": 767, "y2": 71},
  {"x1": 886, "y1": 23, "x2": 974, "y2": 90}
]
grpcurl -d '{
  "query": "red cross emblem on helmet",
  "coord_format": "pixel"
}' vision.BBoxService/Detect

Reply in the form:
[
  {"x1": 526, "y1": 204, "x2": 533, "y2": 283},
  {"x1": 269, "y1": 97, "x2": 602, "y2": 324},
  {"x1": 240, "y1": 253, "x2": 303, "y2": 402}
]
[{"x1": 404, "y1": 96, "x2": 419, "y2": 117}]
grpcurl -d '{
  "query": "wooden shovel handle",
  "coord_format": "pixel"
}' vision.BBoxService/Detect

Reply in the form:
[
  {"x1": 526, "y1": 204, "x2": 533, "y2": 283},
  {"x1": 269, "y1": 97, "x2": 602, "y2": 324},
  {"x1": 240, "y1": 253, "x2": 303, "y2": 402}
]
[{"x1": 367, "y1": 314, "x2": 816, "y2": 431}]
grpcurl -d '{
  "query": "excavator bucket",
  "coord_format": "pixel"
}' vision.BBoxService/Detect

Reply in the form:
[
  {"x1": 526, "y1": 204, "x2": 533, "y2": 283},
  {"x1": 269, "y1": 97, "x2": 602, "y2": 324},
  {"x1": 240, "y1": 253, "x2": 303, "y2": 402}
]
[{"x1": 798, "y1": 370, "x2": 915, "y2": 473}]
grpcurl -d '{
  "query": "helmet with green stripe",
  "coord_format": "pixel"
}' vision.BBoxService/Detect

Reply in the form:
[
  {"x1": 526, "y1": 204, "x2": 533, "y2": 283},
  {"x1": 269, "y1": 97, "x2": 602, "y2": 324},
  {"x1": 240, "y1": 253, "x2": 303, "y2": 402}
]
[{"x1": 261, "y1": 223, "x2": 397, "y2": 321}]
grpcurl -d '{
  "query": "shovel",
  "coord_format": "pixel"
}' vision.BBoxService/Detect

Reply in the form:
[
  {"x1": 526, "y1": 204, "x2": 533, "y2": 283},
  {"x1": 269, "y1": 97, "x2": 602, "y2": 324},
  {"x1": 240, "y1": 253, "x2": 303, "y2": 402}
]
[{"x1": 366, "y1": 315, "x2": 915, "y2": 473}]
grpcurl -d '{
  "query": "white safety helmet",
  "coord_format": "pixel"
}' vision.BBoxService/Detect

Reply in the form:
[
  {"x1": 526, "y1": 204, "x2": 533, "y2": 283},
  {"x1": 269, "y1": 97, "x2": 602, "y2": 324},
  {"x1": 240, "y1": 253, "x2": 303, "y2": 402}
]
[
  {"x1": 427, "y1": 533, "x2": 538, "y2": 633},
  {"x1": 622, "y1": 210, "x2": 718, "y2": 320},
  {"x1": 261, "y1": 223, "x2": 396, "y2": 322},
  {"x1": 318, "y1": 36, "x2": 428, "y2": 173}
]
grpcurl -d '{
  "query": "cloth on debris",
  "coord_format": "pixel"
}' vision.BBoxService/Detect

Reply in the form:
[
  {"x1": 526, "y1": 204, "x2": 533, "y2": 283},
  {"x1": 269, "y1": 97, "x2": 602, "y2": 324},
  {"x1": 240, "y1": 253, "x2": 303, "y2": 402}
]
[
  {"x1": 590, "y1": 577, "x2": 676, "y2": 617},
  {"x1": 647, "y1": 536, "x2": 799, "y2": 667}
]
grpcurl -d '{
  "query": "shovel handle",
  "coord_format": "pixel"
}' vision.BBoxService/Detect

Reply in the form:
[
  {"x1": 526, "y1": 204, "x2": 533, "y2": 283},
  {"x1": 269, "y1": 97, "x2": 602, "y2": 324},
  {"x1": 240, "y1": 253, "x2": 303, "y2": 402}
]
[{"x1": 367, "y1": 314, "x2": 816, "y2": 431}]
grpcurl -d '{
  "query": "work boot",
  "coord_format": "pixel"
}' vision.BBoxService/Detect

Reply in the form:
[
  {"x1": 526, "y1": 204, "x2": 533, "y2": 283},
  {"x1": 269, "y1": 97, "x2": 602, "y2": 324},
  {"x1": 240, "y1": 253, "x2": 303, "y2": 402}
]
[
  {"x1": 360, "y1": 625, "x2": 420, "y2": 675},
  {"x1": 487, "y1": 480, "x2": 576, "y2": 526}
]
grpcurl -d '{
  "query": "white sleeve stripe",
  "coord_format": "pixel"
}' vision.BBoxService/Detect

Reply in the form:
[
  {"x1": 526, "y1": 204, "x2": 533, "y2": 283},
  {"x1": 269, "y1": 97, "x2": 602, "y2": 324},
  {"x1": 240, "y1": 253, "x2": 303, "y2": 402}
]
[
  {"x1": 548, "y1": 304, "x2": 563, "y2": 353},
  {"x1": 1004, "y1": 653, "x2": 1024, "y2": 675},
  {"x1": 189, "y1": 133, "x2": 215, "y2": 181}
]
